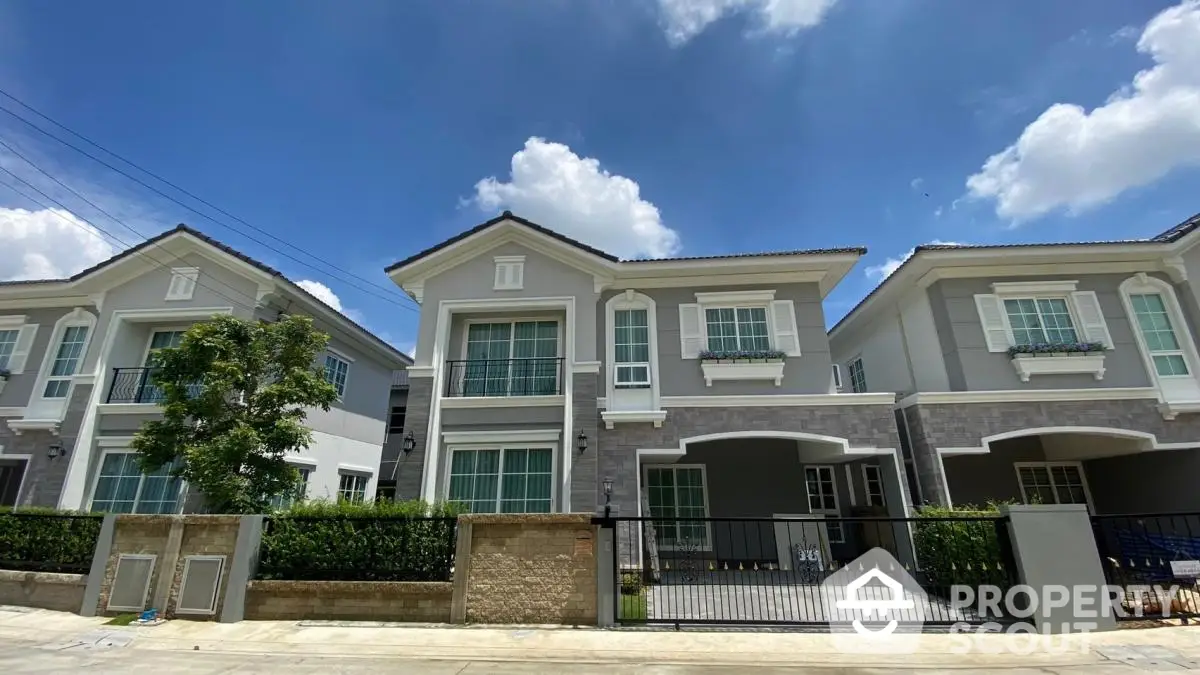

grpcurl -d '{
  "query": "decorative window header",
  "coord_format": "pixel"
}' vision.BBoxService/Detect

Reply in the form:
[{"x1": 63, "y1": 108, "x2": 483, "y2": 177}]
[{"x1": 990, "y1": 280, "x2": 1078, "y2": 295}]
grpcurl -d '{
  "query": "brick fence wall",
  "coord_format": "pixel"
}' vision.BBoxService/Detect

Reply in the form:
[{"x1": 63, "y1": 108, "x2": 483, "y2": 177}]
[
  {"x1": 96, "y1": 516, "x2": 172, "y2": 616},
  {"x1": 462, "y1": 514, "x2": 597, "y2": 625},
  {"x1": 0, "y1": 570, "x2": 85, "y2": 612},
  {"x1": 245, "y1": 580, "x2": 452, "y2": 622},
  {"x1": 167, "y1": 516, "x2": 241, "y2": 618}
]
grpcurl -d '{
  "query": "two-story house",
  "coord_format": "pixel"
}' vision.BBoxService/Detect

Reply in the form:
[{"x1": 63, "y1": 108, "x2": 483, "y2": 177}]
[
  {"x1": 385, "y1": 212, "x2": 909, "y2": 565},
  {"x1": 830, "y1": 212, "x2": 1200, "y2": 515},
  {"x1": 0, "y1": 225, "x2": 411, "y2": 512}
]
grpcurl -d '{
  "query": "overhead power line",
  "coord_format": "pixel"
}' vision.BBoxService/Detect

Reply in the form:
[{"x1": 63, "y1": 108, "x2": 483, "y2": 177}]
[{"x1": 0, "y1": 87, "x2": 417, "y2": 312}]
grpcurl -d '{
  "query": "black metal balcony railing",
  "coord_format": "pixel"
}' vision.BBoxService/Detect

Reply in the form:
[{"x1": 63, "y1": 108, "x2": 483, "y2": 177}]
[
  {"x1": 444, "y1": 358, "x2": 564, "y2": 397},
  {"x1": 106, "y1": 367, "x2": 202, "y2": 404}
]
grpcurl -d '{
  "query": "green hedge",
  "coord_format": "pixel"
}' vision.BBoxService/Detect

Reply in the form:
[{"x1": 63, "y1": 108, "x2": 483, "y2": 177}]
[
  {"x1": 912, "y1": 504, "x2": 1012, "y2": 589},
  {"x1": 256, "y1": 500, "x2": 464, "y2": 582},
  {"x1": 0, "y1": 509, "x2": 103, "y2": 574}
]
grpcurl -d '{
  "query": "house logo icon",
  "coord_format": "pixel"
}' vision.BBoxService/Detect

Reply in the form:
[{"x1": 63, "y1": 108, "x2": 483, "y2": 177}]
[{"x1": 820, "y1": 547, "x2": 927, "y2": 654}]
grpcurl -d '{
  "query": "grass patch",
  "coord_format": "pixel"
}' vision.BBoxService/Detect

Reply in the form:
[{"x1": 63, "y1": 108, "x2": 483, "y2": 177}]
[
  {"x1": 104, "y1": 613, "x2": 138, "y2": 626},
  {"x1": 619, "y1": 591, "x2": 648, "y2": 621}
]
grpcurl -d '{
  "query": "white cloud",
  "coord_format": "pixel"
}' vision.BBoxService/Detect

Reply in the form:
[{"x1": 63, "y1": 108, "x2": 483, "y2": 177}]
[
  {"x1": 910, "y1": 177, "x2": 924, "y2": 190},
  {"x1": 657, "y1": 0, "x2": 836, "y2": 46},
  {"x1": 0, "y1": 207, "x2": 115, "y2": 280},
  {"x1": 966, "y1": 1, "x2": 1200, "y2": 221},
  {"x1": 865, "y1": 240, "x2": 963, "y2": 282},
  {"x1": 473, "y1": 137, "x2": 681, "y2": 259},
  {"x1": 295, "y1": 279, "x2": 343, "y2": 312}
]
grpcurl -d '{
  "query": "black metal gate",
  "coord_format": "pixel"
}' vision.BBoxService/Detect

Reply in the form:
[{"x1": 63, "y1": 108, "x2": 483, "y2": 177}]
[
  {"x1": 602, "y1": 515, "x2": 1018, "y2": 628},
  {"x1": 1091, "y1": 512, "x2": 1200, "y2": 623}
]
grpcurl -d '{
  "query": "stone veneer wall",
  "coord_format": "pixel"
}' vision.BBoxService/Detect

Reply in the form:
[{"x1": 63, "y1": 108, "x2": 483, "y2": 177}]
[
  {"x1": 463, "y1": 514, "x2": 597, "y2": 625},
  {"x1": 904, "y1": 398, "x2": 1200, "y2": 507},
  {"x1": 571, "y1": 371, "x2": 599, "y2": 512},
  {"x1": 166, "y1": 516, "x2": 241, "y2": 619},
  {"x1": 244, "y1": 580, "x2": 452, "y2": 622},
  {"x1": 0, "y1": 384, "x2": 92, "y2": 508},
  {"x1": 394, "y1": 376, "x2": 433, "y2": 500},
  {"x1": 0, "y1": 570, "x2": 85, "y2": 612},
  {"x1": 96, "y1": 516, "x2": 172, "y2": 616}
]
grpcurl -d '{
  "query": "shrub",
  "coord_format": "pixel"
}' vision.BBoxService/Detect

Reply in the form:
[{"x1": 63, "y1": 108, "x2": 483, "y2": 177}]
[
  {"x1": 0, "y1": 509, "x2": 103, "y2": 573},
  {"x1": 620, "y1": 571, "x2": 642, "y2": 595},
  {"x1": 256, "y1": 499, "x2": 464, "y2": 582},
  {"x1": 912, "y1": 503, "x2": 1014, "y2": 590}
]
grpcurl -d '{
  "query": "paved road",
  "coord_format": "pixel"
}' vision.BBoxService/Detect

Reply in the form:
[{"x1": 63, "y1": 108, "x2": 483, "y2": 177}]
[{"x1": 0, "y1": 639, "x2": 1158, "y2": 674}]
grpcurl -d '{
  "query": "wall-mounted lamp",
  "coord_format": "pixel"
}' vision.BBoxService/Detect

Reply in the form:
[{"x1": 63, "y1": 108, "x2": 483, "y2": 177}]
[
  {"x1": 401, "y1": 431, "x2": 417, "y2": 455},
  {"x1": 47, "y1": 441, "x2": 65, "y2": 460},
  {"x1": 602, "y1": 476, "x2": 613, "y2": 518},
  {"x1": 576, "y1": 431, "x2": 588, "y2": 454}
]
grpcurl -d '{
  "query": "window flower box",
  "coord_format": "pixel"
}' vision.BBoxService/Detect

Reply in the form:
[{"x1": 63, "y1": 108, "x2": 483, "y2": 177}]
[
  {"x1": 1007, "y1": 342, "x2": 1107, "y2": 382},
  {"x1": 699, "y1": 350, "x2": 787, "y2": 386}
]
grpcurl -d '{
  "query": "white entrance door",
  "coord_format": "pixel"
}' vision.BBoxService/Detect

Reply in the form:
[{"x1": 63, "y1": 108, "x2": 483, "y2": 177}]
[{"x1": 772, "y1": 513, "x2": 832, "y2": 572}]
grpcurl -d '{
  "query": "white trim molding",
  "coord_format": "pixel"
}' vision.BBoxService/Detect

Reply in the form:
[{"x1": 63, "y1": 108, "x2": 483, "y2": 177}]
[
  {"x1": 441, "y1": 395, "x2": 565, "y2": 409},
  {"x1": 441, "y1": 428, "x2": 562, "y2": 445},
  {"x1": 96, "y1": 403, "x2": 158, "y2": 415},
  {"x1": 5, "y1": 419, "x2": 60, "y2": 435},
  {"x1": 700, "y1": 361, "x2": 785, "y2": 387},
  {"x1": 896, "y1": 387, "x2": 1159, "y2": 408},
  {"x1": 661, "y1": 393, "x2": 896, "y2": 407},
  {"x1": 604, "y1": 290, "x2": 661, "y2": 419},
  {"x1": 1118, "y1": 272, "x2": 1200, "y2": 411},
  {"x1": 991, "y1": 280, "x2": 1079, "y2": 295},
  {"x1": 572, "y1": 361, "x2": 601, "y2": 374},
  {"x1": 694, "y1": 289, "x2": 776, "y2": 304},
  {"x1": 601, "y1": 410, "x2": 667, "y2": 429},
  {"x1": 1010, "y1": 354, "x2": 1106, "y2": 382},
  {"x1": 97, "y1": 436, "x2": 136, "y2": 447},
  {"x1": 935, "y1": 425, "x2": 1193, "y2": 461},
  {"x1": 406, "y1": 366, "x2": 436, "y2": 378}
]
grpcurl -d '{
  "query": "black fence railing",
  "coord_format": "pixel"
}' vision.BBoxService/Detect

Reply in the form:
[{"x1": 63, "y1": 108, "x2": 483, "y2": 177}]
[
  {"x1": 607, "y1": 515, "x2": 1018, "y2": 627},
  {"x1": 0, "y1": 512, "x2": 104, "y2": 574},
  {"x1": 1092, "y1": 512, "x2": 1200, "y2": 622},
  {"x1": 255, "y1": 515, "x2": 458, "y2": 582},
  {"x1": 106, "y1": 367, "x2": 203, "y2": 404},
  {"x1": 444, "y1": 358, "x2": 564, "y2": 397}
]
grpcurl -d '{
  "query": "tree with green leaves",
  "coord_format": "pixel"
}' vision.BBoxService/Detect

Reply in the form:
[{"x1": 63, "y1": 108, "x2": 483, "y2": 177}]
[{"x1": 132, "y1": 314, "x2": 338, "y2": 514}]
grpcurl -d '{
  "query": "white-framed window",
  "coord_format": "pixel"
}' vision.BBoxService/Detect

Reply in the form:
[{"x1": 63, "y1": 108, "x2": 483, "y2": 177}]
[
  {"x1": 324, "y1": 353, "x2": 350, "y2": 399},
  {"x1": 493, "y1": 256, "x2": 525, "y2": 291},
  {"x1": 614, "y1": 308, "x2": 650, "y2": 388},
  {"x1": 1003, "y1": 298, "x2": 1079, "y2": 346},
  {"x1": 861, "y1": 464, "x2": 886, "y2": 508},
  {"x1": 973, "y1": 283, "x2": 1111, "y2": 353},
  {"x1": 269, "y1": 466, "x2": 311, "y2": 510},
  {"x1": 644, "y1": 464, "x2": 710, "y2": 550},
  {"x1": 1129, "y1": 293, "x2": 1188, "y2": 377},
  {"x1": 804, "y1": 465, "x2": 843, "y2": 543},
  {"x1": 678, "y1": 291, "x2": 800, "y2": 359},
  {"x1": 90, "y1": 451, "x2": 183, "y2": 514},
  {"x1": 447, "y1": 447, "x2": 553, "y2": 513},
  {"x1": 43, "y1": 325, "x2": 89, "y2": 398},
  {"x1": 337, "y1": 473, "x2": 368, "y2": 503},
  {"x1": 0, "y1": 329, "x2": 17, "y2": 370},
  {"x1": 831, "y1": 363, "x2": 843, "y2": 391},
  {"x1": 1014, "y1": 462, "x2": 1091, "y2": 508},
  {"x1": 848, "y1": 357, "x2": 867, "y2": 393},
  {"x1": 461, "y1": 320, "x2": 560, "y2": 397},
  {"x1": 165, "y1": 267, "x2": 200, "y2": 301}
]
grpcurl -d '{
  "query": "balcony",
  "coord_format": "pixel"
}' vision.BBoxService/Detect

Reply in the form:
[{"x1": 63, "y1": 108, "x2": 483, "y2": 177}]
[
  {"x1": 106, "y1": 367, "x2": 202, "y2": 404},
  {"x1": 444, "y1": 358, "x2": 564, "y2": 398}
]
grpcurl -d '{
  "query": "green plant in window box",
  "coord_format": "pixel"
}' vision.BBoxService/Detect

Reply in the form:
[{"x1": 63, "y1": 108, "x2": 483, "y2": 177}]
[
  {"x1": 1006, "y1": 342, "x2": 1104, "y2": 359},
  {"x1": 699, "y1": 349, "x2": 787, "y2": 364}
]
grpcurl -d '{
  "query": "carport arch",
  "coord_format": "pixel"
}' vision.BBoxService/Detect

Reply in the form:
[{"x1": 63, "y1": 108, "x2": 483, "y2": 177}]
[{"x1": 981, "y1": 426, "x2": 1159, "y2": 452}]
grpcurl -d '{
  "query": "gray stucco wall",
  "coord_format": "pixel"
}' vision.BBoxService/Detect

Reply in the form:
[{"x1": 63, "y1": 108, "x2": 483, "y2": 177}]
[
  {"x1": 0, "y1": 383, "x2": 92, "y2": 507},
  {"x1": 941, "y1": 436, "x2": 1047, "y2": 507},
  {"x1": 0, "y1": 306, "x2": 80, "y2": 408},
  {"x1": 415, "y1": 242, "x2": 600, "y2": 366},
  {"x1": 595, "y1": 282, "x2": 833, "y2": 397},
  {"x1": 925, "y1": 274, "x2": 1158, "y2": 391}
]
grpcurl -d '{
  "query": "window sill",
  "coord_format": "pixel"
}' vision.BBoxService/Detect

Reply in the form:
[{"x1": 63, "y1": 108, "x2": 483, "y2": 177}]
[
  {"x1": 441, "y1": 395, "x2": 565, "y2": 408},
  {"x1": 700, "y1": 361, "x2": 785, "y2": 387},
  {"x1": 5, "y1": 418, "x2": 61, "y2": 435},
  {"x1": 1010, "y1": 353, "x2": 1105, "y2": 382},
  {"x1": 601, "y1": 409, "x2": 667, "y2": 429}
]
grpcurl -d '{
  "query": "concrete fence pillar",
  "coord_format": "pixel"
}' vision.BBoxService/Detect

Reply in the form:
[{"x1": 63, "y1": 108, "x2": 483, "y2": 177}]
[
  {"x1": 595, "y1": 520, "x2": 615, "y2": 627},
  {"x1": 999, "y1": 504, "x2": 1117, "y2": 633},
  {"x1": 219, "y1": 515, "x2": 264, "y2": 623},
  {"x1": 79, "y1": 514, "x2": 117, "y2": 617}
]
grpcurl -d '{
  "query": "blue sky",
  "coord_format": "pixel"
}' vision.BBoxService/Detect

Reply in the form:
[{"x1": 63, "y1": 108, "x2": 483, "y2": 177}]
[{"x1": 1, "y1": 0, "x2": 1198, "y2": 351}]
